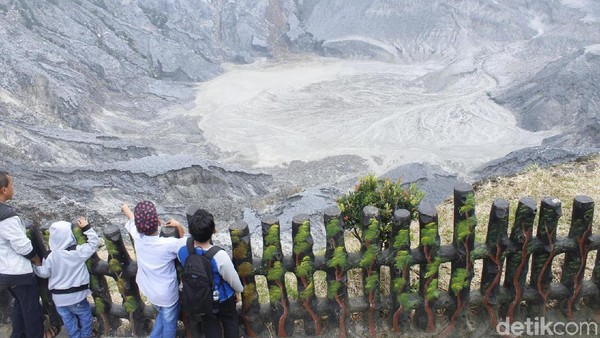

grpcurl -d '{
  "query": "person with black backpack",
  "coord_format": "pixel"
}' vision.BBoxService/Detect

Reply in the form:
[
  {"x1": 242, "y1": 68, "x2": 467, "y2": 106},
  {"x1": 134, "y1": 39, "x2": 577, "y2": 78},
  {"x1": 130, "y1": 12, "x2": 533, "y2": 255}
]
[{"x1": 177, "y1": 209, "x2": 243, "y2": 338}]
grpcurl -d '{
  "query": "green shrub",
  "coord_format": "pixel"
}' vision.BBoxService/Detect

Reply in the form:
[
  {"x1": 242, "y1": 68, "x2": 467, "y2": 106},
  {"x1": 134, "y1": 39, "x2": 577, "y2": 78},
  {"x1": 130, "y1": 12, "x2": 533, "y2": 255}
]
[{"x1": 337, "y1": 174, "x2": 424, "y2": 246}]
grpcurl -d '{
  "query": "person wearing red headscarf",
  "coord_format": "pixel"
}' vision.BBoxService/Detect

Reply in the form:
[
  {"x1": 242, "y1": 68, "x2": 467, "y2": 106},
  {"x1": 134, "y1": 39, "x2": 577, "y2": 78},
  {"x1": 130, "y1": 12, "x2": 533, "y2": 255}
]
[{"x1": 121, "y1": 201, "x2": 186, "y2": 338}]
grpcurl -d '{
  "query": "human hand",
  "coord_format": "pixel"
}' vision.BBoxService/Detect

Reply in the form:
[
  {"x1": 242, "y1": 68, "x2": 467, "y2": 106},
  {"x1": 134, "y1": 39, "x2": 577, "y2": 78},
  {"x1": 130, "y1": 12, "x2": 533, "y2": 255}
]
[
  {"x1": 121, "y1": 203, "x2": 134, "y2": 220},
  {"x1": 31, "y1": 255, "x2": 41, "y2": 266},
  {"x1": 164, "y1": 219, "x2": 182, "y2": 228},
  {"x1": 77, "y1": 217, "x2": 89, "y2": 228}
]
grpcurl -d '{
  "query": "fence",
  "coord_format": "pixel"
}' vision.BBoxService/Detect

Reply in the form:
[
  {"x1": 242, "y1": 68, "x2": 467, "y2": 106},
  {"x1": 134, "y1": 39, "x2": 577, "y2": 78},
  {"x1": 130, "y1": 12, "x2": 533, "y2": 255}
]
[{"x1": 1, "y1": 183, "x2": 599, "y2": 337}]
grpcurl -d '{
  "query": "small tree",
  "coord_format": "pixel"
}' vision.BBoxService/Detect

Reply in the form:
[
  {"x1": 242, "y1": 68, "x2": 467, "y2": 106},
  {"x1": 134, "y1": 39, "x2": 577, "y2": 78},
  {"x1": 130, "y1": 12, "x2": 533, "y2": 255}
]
[{"x1": 337, "y1": 174, "x2": 424, "y2": 246}]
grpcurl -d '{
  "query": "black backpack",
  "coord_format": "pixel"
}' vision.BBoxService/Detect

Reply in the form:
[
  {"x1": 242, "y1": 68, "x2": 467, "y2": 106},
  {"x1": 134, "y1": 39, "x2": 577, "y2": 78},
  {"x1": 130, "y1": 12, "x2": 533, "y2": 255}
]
[{"x1": 181, "y1": 237, "x2": 223, "y2": 315}]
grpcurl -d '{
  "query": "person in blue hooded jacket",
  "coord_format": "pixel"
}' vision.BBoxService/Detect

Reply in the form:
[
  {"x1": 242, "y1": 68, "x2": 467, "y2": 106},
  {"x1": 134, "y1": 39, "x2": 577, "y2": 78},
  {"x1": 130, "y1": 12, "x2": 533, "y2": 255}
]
[{"x1": 34, "y1": 217, "x2": 99, "y2": 338}]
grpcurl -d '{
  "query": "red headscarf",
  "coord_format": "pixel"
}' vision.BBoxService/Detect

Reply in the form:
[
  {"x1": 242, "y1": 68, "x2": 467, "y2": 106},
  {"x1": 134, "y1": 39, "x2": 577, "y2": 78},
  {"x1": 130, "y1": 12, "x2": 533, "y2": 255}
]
[{"x1": 134, "y1": 201, "x2": 159, "y2": 235}]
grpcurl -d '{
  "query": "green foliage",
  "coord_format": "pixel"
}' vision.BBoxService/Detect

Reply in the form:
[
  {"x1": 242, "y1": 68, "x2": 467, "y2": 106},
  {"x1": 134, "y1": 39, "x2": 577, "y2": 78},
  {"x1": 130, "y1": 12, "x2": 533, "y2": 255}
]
[
  {"x1": 421, "y1": 222, "x2": 438, "y2": 247},
  {"x1": 365, "y1": 272, "x2": 379, "y2": 291},
  {"x1": 105, "y1": 240, "x2": 118, "y2": 256},
  {"x1": 263, "y1": 246, "x2": 278, "y2": 262},
  {"x1": 425, "y1": 279, "x2": 439, "y2": 301},
  {"x1": 108, "y1": 258, "x2": 122, "y2": 274},
  {"x1": 394, "y1": 251, "x2": 411, "y2": 271},
  {"x1": 94, "y1": 297, "x2": 106, "y2": 314},
  {"x1": 124, "y1": 296, "x2": 138, "y2": 313},
  {"x1": 243, "y1": 283, "x2": 257, "y2": 303},
  {"x1": 116, "y1": 279, "x2": 126, "y2": 295},
  {"x1": 233, "y1": 241, "x2": 248, "y2": 260},
  {"x1": 393, "y1": 277, "x2": 406, "y2": 293},
  {"x1": 43, "y1": 229, "x2": 50, "y2": 245},
  {"x1": 299, "y1": 281, "x2": 314, "y2": 301},
  {"x1": 456, "y1": 219, "x2": 473, "y2": 243},
  {"x1": 470, "y1": 245, "x2": 489, "y2": 261},
  {"x1": 458, "y1": 193, "x2": 476, "y2": 215},
  {"x1": 267, "y1": 261, "x2": 285, "y2": 281},
  {"x1": 293, "y1": 221, "x2": 312, "y2": 255},
  {"x1": 398, "y1": 293, "x2": 417, "y2": 310},
  {"x1": 89, "y1": 275, "x2": 99, "y2": 290},
  {"x1": 425, "y1": 257, "x2": 441, "y2": 279},
  {"x1": 456, "y1": 193, "x2": 476, "y2": 242},
  {"x1": 337, "y1": 174, "x2": 424, "y2": 245},
  {"x1": 393, "y1": 229, "x2": 410, "y2": 249},
  {"x1": 364, "y1": 218, "x2": 380, "y2": 242},
  {"x1": 359, "y1": 246, "x2": 378, "y2": 269},
  {"x1": 265, "y1": 224, "x2": 280, "y2": 246},
  {"x1": 269, "y1": 285, "x2": 282, "y2": 303},
  {"x1": 295, "y1": 256, "x2": 314, "y2": 278},
  {"x1": 450, "y1": 268, "x2": 470, "y2": 295},
  {"x1": 237, "y1": 262, "x2": 253, "y2": 278},
  {"x1": 327, "y1": 247, "x2": 347, "y2": 270},
  {"x1": 327, "y1": 281, "x2": 342, "y2": 299},
  {"x1": 73, "y1": 227, "x2": 85, "y2": 244},
  {"x1": 325, "y1": 218, "x2": 342, "y2": 237}
]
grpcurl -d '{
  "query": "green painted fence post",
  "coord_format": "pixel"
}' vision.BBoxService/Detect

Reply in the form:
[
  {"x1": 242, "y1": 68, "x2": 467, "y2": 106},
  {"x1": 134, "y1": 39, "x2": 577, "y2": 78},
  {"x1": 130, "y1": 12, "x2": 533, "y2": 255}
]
[
  {"x1": 443, "y1": 183, "x2": 476, "y2": 336},
  {"x1": 389, "y1": 209, "x2": 412, "y2": 333},
  {"x1": 360, "y1": 206, "x2": 380, "y2": 338},
  {"x1": 323, "y1": 206, "x2": 348, "y2": 338},
  {"x1": 292, "y1": 215, "x2": 321, "y2": 336},
  {"x1": 230, "y1": 220, "x2": 263, "y2": 337},
  {"x1": 529, "y1": 197, "x2": 561, "y2": 315},
  {"x1": 261, "y1": 217, "x2": 293, "y2": 337},
  {"x1": 561, "y1": 196, "x2": 594, "y2": 319},
  {"x1": 103, "y1": 225, "x2": 147, "y2": 336},
  {"x1": 415, "y1": 205, "x2": 440, "y2": 332},
  {"x1": 480, "y1": 199, "x2": 509, "y2": 330},
  {"x1": 503, "y1": 197, "x2": 536, "y2": 323}
]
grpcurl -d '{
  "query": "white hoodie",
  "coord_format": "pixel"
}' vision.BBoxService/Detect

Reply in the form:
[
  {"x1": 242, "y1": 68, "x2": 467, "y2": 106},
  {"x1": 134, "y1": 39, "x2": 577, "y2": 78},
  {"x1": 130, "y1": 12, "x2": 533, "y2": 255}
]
[{"x1": 34, "y1": 221, "x2": 99, "y2": 307}]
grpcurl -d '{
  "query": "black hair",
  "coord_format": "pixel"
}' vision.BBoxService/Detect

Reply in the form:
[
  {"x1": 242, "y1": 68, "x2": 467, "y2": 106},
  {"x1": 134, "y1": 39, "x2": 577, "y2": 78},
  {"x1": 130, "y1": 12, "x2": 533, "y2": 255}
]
[
  {"x1": 0, "y1": 171, "x2": 10, "y2": 189},
  {"x1": 188, "y1": 209, "x2": 215, "y2": 243}
]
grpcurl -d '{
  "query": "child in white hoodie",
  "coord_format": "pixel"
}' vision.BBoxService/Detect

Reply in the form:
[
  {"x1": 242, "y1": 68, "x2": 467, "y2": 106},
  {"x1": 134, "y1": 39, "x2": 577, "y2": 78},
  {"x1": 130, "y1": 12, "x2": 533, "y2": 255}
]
[{"x1": 34, "y1": 217, "x2": 99, "y2": 338}]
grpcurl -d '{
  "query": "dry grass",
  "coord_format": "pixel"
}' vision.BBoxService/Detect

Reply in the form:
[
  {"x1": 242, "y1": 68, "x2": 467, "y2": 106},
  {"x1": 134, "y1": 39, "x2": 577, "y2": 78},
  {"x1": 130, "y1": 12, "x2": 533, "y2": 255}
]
[
  {"x1": 436, "y1": 154, "x2": 600, "y2": 289},
  {"x1": 438, "y1": 154, "x2": 600, "y2": 243}
]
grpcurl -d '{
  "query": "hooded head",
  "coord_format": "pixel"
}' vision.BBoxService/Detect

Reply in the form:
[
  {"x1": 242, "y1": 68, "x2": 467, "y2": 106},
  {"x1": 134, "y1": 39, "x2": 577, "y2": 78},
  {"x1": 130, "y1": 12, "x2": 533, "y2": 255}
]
[
  {"x1": 134, "y1": 200, "x2": 159, "y2": 235},
  {"x1": 49, "y1": 221, "x2": 77, "y2": 251}
]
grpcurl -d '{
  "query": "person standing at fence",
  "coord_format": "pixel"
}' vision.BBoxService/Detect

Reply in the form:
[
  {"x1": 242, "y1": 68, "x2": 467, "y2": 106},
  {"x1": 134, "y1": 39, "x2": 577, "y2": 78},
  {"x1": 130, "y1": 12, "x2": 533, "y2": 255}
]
[
  {"x1": 121, "y1": 201, "x2": 186, "y2": 338},
  {"x1": 177, "y1": 209, "x2": 244, "y2": 338},
  {"x1": 0, "y1": 171, "x2": 46, "y2": 338},
  {"x1": 34, "y1": 217, "x2": 99, "y2": 338}
]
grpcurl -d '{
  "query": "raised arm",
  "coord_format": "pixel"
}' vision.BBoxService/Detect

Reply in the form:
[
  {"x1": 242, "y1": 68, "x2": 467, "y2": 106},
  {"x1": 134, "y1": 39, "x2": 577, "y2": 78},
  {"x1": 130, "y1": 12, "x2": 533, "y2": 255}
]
[
  {"x1": 75, "y1": 217, "x2": 99, "y2": 260},
  {"x1": 165, "y1": 219, "x2": 185, "y2": 238}
]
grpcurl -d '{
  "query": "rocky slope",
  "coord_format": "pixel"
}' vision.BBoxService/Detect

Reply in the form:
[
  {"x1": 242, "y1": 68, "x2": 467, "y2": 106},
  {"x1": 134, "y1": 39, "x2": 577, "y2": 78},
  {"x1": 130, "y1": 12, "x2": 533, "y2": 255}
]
[{"x1": 0, "y1": 0, "x2": 599, "y2": 234}]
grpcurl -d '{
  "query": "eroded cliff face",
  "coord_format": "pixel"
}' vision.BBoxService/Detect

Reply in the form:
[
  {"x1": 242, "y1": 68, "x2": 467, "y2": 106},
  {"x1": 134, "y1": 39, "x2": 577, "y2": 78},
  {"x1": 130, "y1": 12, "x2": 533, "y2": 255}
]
[{"x1": 0, "y1": 0, "x2": 599, "y2": 232}]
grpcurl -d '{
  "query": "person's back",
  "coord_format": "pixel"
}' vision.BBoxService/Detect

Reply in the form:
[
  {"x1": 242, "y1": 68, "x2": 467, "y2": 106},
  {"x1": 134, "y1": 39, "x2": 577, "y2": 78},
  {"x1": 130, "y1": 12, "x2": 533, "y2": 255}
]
[
  {"x1": 34, "y1": 217, "x2": 99, "y2": 338},
  {"x1": 120, "y1": 201, "x2": 186, "y2": 338},
  {"x1": 177, "y1": 209, "x2": 244, "y2": 338},
  {"x1": 126, "y1": 223, "x2": 183, "y2": 306}
]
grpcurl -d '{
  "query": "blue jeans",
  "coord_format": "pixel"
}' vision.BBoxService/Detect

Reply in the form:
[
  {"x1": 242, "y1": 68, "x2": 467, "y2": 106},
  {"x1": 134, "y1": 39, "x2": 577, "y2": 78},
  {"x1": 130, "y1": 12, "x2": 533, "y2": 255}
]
[
  {"x1": 150, "y1": 302, "x2": 180, "y2": 338},
  {"x1": 56, "y1": 299, "x2": 93, "y2": 338}
]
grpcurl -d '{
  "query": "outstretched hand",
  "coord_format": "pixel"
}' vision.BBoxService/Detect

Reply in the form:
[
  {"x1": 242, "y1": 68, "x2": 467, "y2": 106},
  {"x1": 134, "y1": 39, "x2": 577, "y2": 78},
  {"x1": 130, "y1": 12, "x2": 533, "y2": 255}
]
[
  {"x1": 165, "y1": 219, "x2": 185, "y2": 238},
  {"x1": 121, "y1": 203, "x2": 134, "y2": 220}
]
